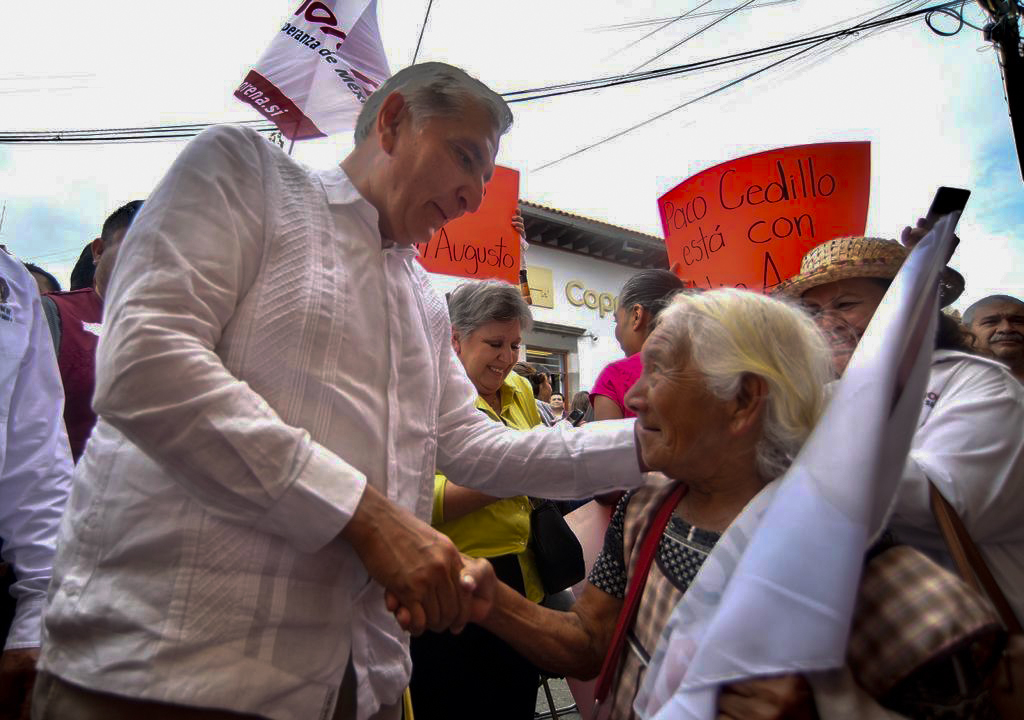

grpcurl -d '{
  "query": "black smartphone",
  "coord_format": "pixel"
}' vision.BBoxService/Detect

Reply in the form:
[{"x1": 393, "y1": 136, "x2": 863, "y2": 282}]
[
  {"x1": 926, "y1": 186, "x2": 971, "y2": 227},
  {"x1": 566, "y1": 408, "x2": 586, "y2": 427}
]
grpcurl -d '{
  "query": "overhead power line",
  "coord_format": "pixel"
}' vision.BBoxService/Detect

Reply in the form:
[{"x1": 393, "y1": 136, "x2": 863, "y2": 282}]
[
  {"x1": 0, "y1": 119, "x2": 277, "y2": 145},
  {"x1": 590, "y1": 0, "x2": 797, "y2": 32},
  {"x1": 411, "y1": 0, "x2": 435, "y2": 64},
  {"x1": 533, "y1": 0, "x2": 968, "y2": 170},
  {"x1": 534, "y1": 39, "x2": 824, "y2": 171},
  {"x1": 605, "y1": 0, "x2": 716, "y2": 61},
  {"x1": 500, "y1": 0, "x2": 953, "y2": 105},
  {"x1": 630, "y1": 0, "x2": 760, "y2": 73},
  {"x1": 0, "y1": 0, "x2": 972, "y2": 147}
]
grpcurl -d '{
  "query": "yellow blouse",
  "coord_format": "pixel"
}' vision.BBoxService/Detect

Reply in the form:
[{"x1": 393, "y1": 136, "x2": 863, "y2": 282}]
[{"x1": 431, "y1": 372, "x2": 545, "y2": 602}]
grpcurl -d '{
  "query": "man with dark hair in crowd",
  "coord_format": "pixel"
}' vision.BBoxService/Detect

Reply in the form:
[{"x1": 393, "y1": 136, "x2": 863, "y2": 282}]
[
  {"x1": 22, "y1": 263, "x2": 61, "y2": 295},
  {"x1": 964, "y1": 294, "x2": 1024, "y2": 383},
  {"x1": 40, "y1": 200, "x2": 144, "y2": 461},
  {"x1": 68, "y1": 245, "x2": 96, "y2": 291}
]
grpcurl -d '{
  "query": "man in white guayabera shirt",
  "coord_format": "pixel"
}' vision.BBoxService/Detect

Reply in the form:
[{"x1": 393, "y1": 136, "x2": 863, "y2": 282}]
[{"x1": 34, "y1": 63, "x2": 644, "y2": 720}]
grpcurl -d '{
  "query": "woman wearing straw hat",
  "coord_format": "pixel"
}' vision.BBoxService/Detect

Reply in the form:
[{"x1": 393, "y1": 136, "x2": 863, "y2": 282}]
[{"x1": 774, "y1": 235, "x2": 1024, "y2": 626}]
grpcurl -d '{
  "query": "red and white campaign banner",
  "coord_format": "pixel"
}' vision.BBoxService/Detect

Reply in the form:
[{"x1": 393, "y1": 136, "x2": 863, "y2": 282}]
[{"x1": 235, "y1": 0, "x2": 391, "y2": 140}]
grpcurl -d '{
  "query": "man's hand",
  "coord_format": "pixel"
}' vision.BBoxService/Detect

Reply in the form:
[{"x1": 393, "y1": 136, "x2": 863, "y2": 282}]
[
  {"x1": 387, "y1": 554, "x2": 497, "y2": 635},
  {"x1": 0, "y1": 648, "x2": 38, "y2": 720},
  {"x1": 717, "y1": 675, "x2": 817, "y2": 720},
  {"x1": 341, "y1": 486, "x2": 468, "y2": 636}
]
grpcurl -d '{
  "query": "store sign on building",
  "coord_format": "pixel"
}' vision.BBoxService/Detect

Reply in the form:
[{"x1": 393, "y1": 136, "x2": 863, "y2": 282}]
[
  {"x1": 526, "y1": 266, "x2": 554, "y2": 309},
  {"x1": 565, "y1": 281, "x2": 617, "y2": 318}
]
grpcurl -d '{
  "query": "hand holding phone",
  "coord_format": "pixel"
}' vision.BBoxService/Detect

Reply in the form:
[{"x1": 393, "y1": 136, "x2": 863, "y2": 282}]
[{"x1": 900, "y1": 186, "x2": 970, "y2": 257}]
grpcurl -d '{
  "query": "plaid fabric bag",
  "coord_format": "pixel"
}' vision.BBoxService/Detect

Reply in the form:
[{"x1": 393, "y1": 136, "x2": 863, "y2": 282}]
[
  {"x1": 929, "y1": 483, "x2": 1024, "y2": 720},
  {"x1": 848, "y1": 544, "x2": 1005, "y2": 718}
]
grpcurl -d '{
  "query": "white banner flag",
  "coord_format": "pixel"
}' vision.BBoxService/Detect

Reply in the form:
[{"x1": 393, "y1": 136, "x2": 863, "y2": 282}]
[
  {"x1": 235, "y1": 0, "x2": 391, "y2": 140},
  {"x1": 634, "y1": 216, "x2": 960, "y2": 719}
]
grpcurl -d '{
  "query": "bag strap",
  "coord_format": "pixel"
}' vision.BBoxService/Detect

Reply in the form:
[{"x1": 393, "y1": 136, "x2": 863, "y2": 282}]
[
  {"x1": 929, "y1": 482, "x2": 1023, "y2": 634},
  {"x1": 594, "y1": 482, "x2": 688, "y2": 705}
]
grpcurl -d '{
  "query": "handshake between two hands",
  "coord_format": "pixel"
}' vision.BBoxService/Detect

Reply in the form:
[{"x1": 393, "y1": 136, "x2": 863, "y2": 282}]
[
  {"x1": 343, "y1": 485, "x2": 499, "y2": 636},
  {"x1": 383, "y1": 553, "x2": 495, "y2": 636},
  {"x1": 343, "y1": 488, "x2": 821, "y2": 720}
]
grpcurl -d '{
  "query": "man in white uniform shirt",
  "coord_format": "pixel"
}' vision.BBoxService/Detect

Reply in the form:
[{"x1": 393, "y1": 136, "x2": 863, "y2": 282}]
[
  {"x1": 777, "y1": 235, "x2": 1024, "y2": 631},
  {"x1": 35, "y1": 63, "x2": 644, "y2": 720},
  {"x1": 0, "y1": 251, "x2": 73, "y2": 718}
]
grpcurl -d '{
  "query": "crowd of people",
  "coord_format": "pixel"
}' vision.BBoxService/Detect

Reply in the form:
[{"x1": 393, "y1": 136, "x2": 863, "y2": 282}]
[{"x1": 2, "y1": 60, "x2": 1023, "y2": 720}]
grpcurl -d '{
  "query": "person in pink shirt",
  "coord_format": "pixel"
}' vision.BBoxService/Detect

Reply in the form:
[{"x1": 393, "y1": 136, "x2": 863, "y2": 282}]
[{"x1": 591, "y1": 270, "x2": 688, "y2": 421}]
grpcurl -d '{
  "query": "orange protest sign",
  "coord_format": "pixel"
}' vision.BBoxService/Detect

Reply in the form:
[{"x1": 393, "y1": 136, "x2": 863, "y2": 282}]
[
  {"x1": 659, "y1": 142, "x2": 870, "y2": 292},
  {"x1": 415, "y1": 165, "x2": 520, "y2": 284}
]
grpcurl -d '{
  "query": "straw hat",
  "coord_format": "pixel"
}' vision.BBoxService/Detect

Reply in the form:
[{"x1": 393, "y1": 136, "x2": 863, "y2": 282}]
[{"x1": 772, "y1": 236, "x2": 964, "y2": 307}]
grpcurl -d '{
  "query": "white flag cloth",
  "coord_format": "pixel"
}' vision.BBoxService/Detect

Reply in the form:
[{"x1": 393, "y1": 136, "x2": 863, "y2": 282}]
[
  {"x1": 234, "y1": 0, "x2": 390, "y2": 140},
  {"x1": 634, "y1": 215, "x2": 961, "y2": 719}
]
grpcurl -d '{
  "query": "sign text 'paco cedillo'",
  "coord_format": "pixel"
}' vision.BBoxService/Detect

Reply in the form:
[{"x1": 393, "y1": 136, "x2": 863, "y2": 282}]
[{"x1": 659, "y1": 143, "x2": 871, "y2": 292}]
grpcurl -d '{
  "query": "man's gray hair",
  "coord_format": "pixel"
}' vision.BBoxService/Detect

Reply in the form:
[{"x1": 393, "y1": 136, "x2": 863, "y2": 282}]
[
  {"x1": 354, "y1": 62, "x2": 513, "y2": 143},
  {"x1": 963, "y1": 294, "x2": 1024, "y2": 325},
  {"x1": 448, "y1": 279, "x2": 533, "y2": 338}
]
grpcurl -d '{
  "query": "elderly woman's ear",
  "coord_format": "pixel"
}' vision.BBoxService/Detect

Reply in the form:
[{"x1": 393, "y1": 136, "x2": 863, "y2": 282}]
[
  {"x1": 451, "y1": 330, "x2": 462, "y2": 354},
  {"x1": 728, "y1": 373, "x2": 768, "y2": 436}
]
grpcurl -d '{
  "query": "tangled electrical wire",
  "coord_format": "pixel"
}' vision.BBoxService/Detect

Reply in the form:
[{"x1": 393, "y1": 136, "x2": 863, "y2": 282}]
[{"x1": 925, "y1": 3, "x2": 986, "y2": 35}]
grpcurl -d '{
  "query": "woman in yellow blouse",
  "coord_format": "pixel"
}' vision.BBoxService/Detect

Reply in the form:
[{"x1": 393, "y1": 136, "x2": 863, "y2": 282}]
[{"x1": 409, "y1": 279, "x2": 544, "y2": 719}]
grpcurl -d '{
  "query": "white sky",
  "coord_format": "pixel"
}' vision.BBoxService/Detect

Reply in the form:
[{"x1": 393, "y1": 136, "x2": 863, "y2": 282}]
[{"x1": 1, "y1": 0, "x2": 1020, "y2": 310}]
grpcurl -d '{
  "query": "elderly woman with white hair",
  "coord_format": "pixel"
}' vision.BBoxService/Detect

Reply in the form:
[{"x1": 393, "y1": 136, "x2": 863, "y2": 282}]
[
  {"x1": 459, "y1": 288, "x2": 1006, "y2": 719},
  {"x1": 463, "y1": 289, "x2": 839, "y2": 718},
  {"x1": 409, "y1": 279, "x2": 548, "y2": 719}
]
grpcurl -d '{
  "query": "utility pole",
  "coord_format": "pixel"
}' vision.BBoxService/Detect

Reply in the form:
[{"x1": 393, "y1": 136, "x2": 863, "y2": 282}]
[{"x1": 980, "y1": 0, "x2": 1024, "y2": 180}]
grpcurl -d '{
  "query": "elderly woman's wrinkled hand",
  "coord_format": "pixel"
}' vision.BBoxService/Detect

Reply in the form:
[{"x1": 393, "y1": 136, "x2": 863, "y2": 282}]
[
  {"x1": 386, "y1": 554, "x2": 498, "y2": 636},
  {"x1": 454, "y1": 555, "x2": 498, "y2": 631},
  {"x1": 717, "y1": 674, "x2": 818, "y2": 720}
]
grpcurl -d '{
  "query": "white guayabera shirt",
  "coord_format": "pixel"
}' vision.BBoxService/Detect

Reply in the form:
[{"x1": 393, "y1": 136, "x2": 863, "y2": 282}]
[{"x1": 38, "y1": 125, "x2": 642, "y2": 720}]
